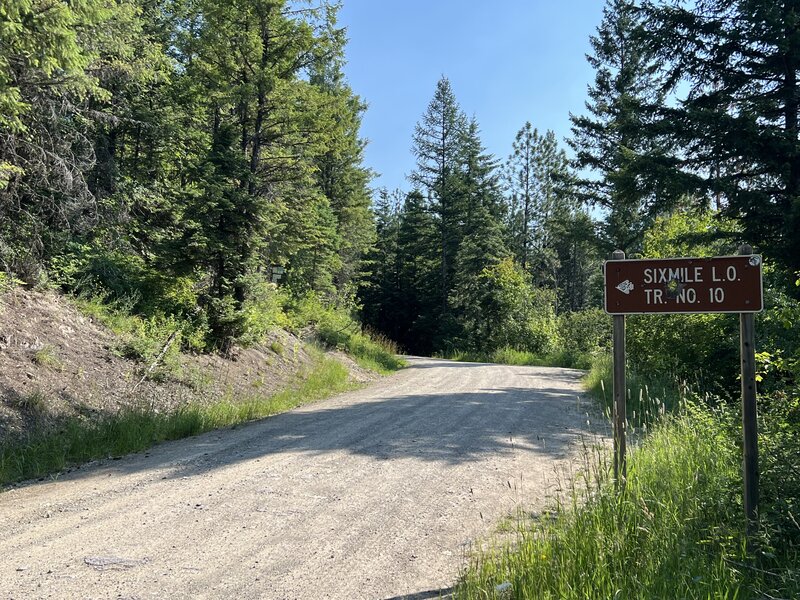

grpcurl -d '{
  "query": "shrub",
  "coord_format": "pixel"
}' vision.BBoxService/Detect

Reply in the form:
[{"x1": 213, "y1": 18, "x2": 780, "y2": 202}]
[{"x1": 558, "y1": 308, "x2": 611, "y2": 366}]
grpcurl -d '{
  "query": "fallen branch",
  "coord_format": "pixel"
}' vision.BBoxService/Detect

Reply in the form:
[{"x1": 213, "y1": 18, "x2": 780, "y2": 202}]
[{"x1": 131, "y1": 330, "x2": 179, "y2": 397}]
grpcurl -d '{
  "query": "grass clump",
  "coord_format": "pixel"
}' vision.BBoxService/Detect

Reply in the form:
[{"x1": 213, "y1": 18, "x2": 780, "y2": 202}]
[
  {"x1": 9, "y1": 389, "x2": 48, "y2": 414},
  {"x1": 32, "y1": 345, "x2": 63, "y2": 371},
  {"x1": 455, "y1": 402, "x2": 786, "y2": 599},
  {"x1": 442, "y1": 346, "x2": 600, "y2": 370},
  {"x1": 584, "y1": 354, "x2": 681, "y2": 429},
  {"x1": 0, "y1": 353, "x2": 354, "y2": 487},
  {"x1": 444, "y1": 347, "x2": 552, "y2": 367}
]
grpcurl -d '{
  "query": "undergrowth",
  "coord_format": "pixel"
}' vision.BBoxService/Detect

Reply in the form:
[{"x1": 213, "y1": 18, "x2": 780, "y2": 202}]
[
  {"x1": 0, "y1": 353, "x2": 355, "y2": 487},
  {"x1": 285, "y1": 294, "x2": 405, "y2": 373},
  {"x1": 456, "y1": 403, "x2": 744, "y2": 599}
]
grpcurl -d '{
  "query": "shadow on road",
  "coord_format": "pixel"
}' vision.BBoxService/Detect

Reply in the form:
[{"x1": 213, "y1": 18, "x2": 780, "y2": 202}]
[{"x1": 12, "y1": 359, "x2": 603, "y2": 486}]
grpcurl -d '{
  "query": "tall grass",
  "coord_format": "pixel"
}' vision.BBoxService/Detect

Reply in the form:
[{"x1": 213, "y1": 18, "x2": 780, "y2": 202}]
[
  {"x1": 443, "y1": 346, "x2": 599, "y2": 371},
  {"x1": 584, "y1": 353, "x2": 683, "y2": 430},
  {"x1": 0, "y1": 355, "x2": 354, "y2": 487},
  {"x1": 286, "y1": 294, "x2": 405, "y2": 373},
  {"x1": 455, "y1": 403, "x2": 765, "y2": 599},
  {"x1": 324, "y1": 326, "x2": 405, "y2": 374},
  {"x1": 455, "y1": 351, "x2": 800, "y2": 599},
  {"x1": 443, "y1": 347, "x2": 576, "y2": 368}
]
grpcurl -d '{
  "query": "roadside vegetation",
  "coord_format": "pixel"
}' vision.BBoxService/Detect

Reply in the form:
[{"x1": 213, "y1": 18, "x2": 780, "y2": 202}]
[
  {"x1": 447, "y1": 214, "x2": 800, "y2": 597},
  {"x1": 0, "y1": 285, "x2": 402, "y2": 488},
  {"x1": 456, "y1": 394, "x2": 800, "y2": 599},
  {"x1": 447, "y1": 225, "x2": 800, "y2": 597},
  {"x1": 0, "y1": 351, "x2": 355, "y2": 486}
]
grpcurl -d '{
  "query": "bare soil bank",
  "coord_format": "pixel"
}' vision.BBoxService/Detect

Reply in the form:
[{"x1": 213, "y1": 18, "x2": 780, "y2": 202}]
[{"x1": 0, "y1": 288, "x2": 374, "y2": 444}]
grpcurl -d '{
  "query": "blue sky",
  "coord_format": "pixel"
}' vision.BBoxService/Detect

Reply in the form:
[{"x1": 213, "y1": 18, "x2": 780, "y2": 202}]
[{"x1": 337, "y1": 1, "x2": 606, "y2": 195}]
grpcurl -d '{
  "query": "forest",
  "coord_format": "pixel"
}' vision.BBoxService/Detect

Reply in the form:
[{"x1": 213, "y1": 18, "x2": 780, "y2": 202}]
[
  {"x1": 1, "y1": 0, "x2": 800, "y2": 595},
  {"x1": 2, "y1": 0, "x2": 798, "y2": 363}
]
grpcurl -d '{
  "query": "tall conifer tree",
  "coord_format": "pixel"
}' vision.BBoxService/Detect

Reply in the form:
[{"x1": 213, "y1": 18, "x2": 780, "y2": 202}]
[
  {"x1": 643, "y1": 0, "x2": 800, "y2": 280},
  {"x1": 569, "y1": 0, "x2": 666, "y2": 254},
  {"x1": 410, "y1": 77, "x2": 468, "y2": 316}
]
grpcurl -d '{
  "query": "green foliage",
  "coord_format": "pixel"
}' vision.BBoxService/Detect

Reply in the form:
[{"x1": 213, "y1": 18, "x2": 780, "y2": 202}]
[
  {"x1": 642, "y1": 210, "x2": 740, "y2": 259},
  {"x1": 1, "y1": 0, "x2": 374, "y2": 352},
  {"x1": 73, "y1": 297, "x2": 190, "y2": 379},
  {"x1": 0, "y1": 0, "x2": 112, "y2": 131},
  {"x1": 642, "y1": 0, "x2": 800, "y2": 278},
  {"x1": 569, "y1": 0, "x2": 671, "y2": 255},
  {"x1": 557, "y1": 309, "x2": 611, "y2": 368},
  {"x1": 504, "y1": 123, "x2": 575, "y2": 274},
  {"x1": 0, "y1": 271, "x2": 25, "y2": 293},
  {"x1": 286, "y1": 293, "x2": 403, "y2": 374}
]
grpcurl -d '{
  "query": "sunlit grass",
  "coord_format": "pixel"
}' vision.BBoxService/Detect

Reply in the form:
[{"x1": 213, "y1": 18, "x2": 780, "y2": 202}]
[
  {"x1": 455, "y1": 351, "x2": 800, "y2": 599},
  {"x1": 584, "y1": 353, "x2": 683, "y2": 430},
  {"x1": 443, "y1": 346, "x2": 597, "y2": 370}
]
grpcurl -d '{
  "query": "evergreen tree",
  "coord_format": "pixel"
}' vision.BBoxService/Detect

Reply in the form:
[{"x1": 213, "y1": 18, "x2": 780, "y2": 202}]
[
  {"x1": 410, "y1": 77, "x2": 468, "y2": 316},
  {"x1": 310, "y1": 54, "x2": 375, "y2": 298},
  {"x1": 176, "y1": 122, "x2": 267, "y2": 349},
  {"x1": 0, "y1": 0, "x2": 145, "y2": 281},
  {"x1": 505, "y1": 124, "x2": 573, "y2": 270},
  {"x1": 547, "y1": 208, "x2": 602, "y2": 312},
  {"x1": 394, "y1": 190, "x2": 439, "y2": 354},
  {"x1": 360, "y1": 189, "x2": 401, "y2": 342},
  {"x1": 643, "y1": 0, "x2": 800, "y2": 281},
  {"x1": 449, "y1": 206, "x2": 509, "y2": 351},
  {"x1": 457, "y1": 118, "x2": 505, "y2": 232},
  {"x1": 569, "y1": 0, "x2": 668, "y2": 254}
]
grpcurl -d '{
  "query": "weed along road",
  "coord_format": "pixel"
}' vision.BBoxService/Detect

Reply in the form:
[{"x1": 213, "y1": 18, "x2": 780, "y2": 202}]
[{"x1": 0, "y1": 357, "x2": 599, "y2": 600}]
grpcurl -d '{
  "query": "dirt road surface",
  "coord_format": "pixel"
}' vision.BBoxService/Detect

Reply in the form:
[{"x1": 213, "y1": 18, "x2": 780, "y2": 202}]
[{"x1": 0, "y1": 357, "x2": 602, "y2": 600}]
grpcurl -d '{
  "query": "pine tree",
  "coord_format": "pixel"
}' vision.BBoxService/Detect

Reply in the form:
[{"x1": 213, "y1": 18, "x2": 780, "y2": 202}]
[
  {"x1": 505, "y1": 124, "x2": 572, "y2": 270},
  {"x1": 0, "y1": 0, "x2": 145, "y2": 281},
  {"x1": 309, "y1": 47, "x2": 375, "y2": 298},
  {"x1": 449, "y1": 205, "x2": 509, "y2": 351},
  {"x1": 394, "y1": 190, "x2": 439, "y2": 354}
]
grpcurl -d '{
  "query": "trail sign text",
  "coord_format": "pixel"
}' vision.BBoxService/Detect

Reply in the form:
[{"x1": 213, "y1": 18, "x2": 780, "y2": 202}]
[{"x1": 604, "y1": 255, "x2": 763, "y2": 315}]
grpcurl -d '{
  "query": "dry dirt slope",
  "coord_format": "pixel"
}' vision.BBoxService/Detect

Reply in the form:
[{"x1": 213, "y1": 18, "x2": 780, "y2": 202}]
[{"x1": 0, "y1": 288, "x2": 373, "y2": 444}]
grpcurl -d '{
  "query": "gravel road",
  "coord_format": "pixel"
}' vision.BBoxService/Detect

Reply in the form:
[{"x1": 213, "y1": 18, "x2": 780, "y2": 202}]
[{"x1": 0, "y1": 357, "x2": 602, "y2": 600}]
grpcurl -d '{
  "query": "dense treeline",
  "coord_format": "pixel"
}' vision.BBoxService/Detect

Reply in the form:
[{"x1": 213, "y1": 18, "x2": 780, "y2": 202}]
[
  {"x1": 360, "y1": 78, "x2": 599, "y2": 357},
  {"x1": 361, "y1": 0, "x2": 800, "y2": 365},
  {"x1": 1, "y1": 0, "x2": 373, "y2": 350}
]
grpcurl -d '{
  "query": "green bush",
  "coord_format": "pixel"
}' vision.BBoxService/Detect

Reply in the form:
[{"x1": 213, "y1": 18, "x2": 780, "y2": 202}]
[
  {"x1": 455, "y1": 401, "x2": 800, "y2": 599},
  {"x1": 557, "y1": 308, "x2": 611, "y2": 367},
  {"x1": 285, "y1": 293, "x2": 404, "y2": 373}
]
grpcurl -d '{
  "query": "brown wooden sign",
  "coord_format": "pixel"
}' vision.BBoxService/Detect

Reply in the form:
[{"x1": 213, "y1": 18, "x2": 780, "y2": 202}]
[{"x1": 604, "y1": 255, "x2": 763, "y2": 315}]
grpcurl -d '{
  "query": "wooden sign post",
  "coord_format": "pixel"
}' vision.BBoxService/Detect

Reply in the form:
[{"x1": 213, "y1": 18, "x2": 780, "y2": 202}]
[
  {"x1": 611, "y1": 249, "x2": 627, "y2": 487},
  {"x1": 739, "y1": 245, "x2": 759, "y2": 532},
  {"x1": 604, "y1": 247, "x2": 763, "y2": 531}
]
